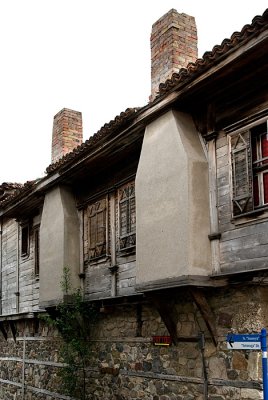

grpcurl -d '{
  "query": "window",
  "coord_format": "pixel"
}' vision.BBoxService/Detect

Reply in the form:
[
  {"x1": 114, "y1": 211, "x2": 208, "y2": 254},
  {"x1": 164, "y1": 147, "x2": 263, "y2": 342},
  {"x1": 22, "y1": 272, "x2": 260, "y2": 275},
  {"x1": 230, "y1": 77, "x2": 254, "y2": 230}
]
[
  {"x1": 252, "y1": 123, "x2": 268, "y2": 208},
  {"x1": 21, "y1": 225, "x2": 29, "y2": 256},
  {"x1": 119, "y1": 182, "x2": 136, "y2": 249},
  {"x1": 34, "y1": 227, "x2": 40, "y2": 276},
  {"x1": 231, "y1": 120, "x2": 268, "y2": 216},
  {"x1": 87, "y1": 198, "x2": 107, "y2": 259}
]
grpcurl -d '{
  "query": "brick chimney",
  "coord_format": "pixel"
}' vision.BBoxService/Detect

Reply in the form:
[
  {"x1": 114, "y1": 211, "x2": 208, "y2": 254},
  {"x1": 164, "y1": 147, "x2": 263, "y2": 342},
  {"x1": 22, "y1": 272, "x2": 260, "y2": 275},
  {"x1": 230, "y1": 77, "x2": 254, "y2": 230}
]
[
  {"x1": 51, "y1": 108, "x2": 83, "y2": 164},
  {"x1": 150, "y1": 9, "x2": 198, "y2": 100}
]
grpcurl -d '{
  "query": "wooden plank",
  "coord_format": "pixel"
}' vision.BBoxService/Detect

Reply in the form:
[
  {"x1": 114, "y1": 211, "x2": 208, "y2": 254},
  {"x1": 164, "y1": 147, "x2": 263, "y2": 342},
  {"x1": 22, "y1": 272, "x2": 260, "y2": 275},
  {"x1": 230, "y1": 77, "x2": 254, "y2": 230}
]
[
  {"x1": 221, "y1": 220, "x2": 268, "y2": 241},
  {"x1": 220, "y1": 256, "x2": 268, "y2": 273},
  {"x1": 190, "y1": 288, "x2": 218, "y2": 347},
  {"x1": 9, "y1": 320, "x2": 17, "y2": 342},
  {"x1": 149, "y1": 295, "x2": 178, "y2": 345},
  {"x1": 0, "y1": 321, "x2": 7, "y2": 340}
]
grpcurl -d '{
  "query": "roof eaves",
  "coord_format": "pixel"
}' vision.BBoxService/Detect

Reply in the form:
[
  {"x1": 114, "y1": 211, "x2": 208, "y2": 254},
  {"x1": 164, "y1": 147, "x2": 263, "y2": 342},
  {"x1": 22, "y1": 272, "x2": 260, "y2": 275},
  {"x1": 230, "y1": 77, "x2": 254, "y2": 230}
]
[
  {"x1": 46, "y1": 107, "x2": 141, "y2": 175},
  {"x1": 154, "y1": 8, "x2": 268, "y2": 99}
]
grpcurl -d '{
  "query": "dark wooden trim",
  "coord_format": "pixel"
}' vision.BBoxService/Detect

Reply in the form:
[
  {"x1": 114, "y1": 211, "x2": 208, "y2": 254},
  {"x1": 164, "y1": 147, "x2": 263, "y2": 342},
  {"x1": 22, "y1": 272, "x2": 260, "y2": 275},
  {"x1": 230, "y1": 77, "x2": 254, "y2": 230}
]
[
  {"x1": 9, "y1": 320, "x2": 17, "y2": 342},
  {"x1": 208, "y1": 232, "x2": 221, "y2": 241},
  {"x1": 149, "y1": 295, "x2": 178, "y2": 345},
  {"x1": 0, "y1": 321, "x2": 7, "y2": 340},
  {"x1": 190, "y1": 288, "x2": 218, "y2": 347},
  {"x1": 136, "y1": 275, "x2": 228, "y2": 292}
]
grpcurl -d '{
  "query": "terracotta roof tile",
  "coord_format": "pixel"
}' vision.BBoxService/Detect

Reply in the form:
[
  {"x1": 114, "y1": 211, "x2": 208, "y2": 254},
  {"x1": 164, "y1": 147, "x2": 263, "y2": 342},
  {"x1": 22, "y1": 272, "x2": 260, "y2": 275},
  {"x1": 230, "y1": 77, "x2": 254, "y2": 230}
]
[
  {"x1": 0, "y1": 180, "x2": 38, "y2": 207},
  {"x1": 1, "y1": 8, "x2": 268, "y2": 210},
  {"x1": 46, "y1": 107, "x2": 140, "y2": 175},
  {"x1": 156, "y1": 8, "x2": 268, "y2": 98}
]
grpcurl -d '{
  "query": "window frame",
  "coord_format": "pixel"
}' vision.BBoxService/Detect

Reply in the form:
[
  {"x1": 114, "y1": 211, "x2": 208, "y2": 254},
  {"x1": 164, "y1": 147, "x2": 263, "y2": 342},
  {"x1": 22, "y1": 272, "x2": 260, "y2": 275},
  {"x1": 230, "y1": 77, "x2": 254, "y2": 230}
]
[
  {"x1": 21, "y1": 223, "x2": 30, "y2": 257},
  {"x1": 86, "y1": 196, "x2": 108, "y2": 261},
  {"x1": 33, "y1": 225, "x2": 40, "y2": 277},
  {"x1": 230, "y1": 117, "x2": 268, "y2": 218},
  {"x1": 118, "y1": 181, "x2": 136, "y2": 251},
  {"x1": 252, "y1": 124, "x2": 268, "y2": 208}
]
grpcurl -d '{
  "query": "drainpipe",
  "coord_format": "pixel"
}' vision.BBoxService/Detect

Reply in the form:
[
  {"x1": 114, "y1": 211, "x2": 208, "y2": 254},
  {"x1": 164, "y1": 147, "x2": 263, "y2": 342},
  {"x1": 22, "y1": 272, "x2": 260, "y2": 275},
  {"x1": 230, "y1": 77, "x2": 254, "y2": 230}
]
[
  {"x1": 15, "y1": 221, "x2": 20, "y2": 313},
  {"x1": 0, "y1": 217, "x2": 2, "y2": 314}
]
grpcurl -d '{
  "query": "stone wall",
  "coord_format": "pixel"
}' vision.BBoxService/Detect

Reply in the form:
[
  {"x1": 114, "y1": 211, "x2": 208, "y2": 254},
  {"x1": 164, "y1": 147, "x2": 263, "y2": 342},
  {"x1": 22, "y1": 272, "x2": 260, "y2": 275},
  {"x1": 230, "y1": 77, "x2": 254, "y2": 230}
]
[{"x1": 0, "y1": 285, "x2": 266, "y2": 399}]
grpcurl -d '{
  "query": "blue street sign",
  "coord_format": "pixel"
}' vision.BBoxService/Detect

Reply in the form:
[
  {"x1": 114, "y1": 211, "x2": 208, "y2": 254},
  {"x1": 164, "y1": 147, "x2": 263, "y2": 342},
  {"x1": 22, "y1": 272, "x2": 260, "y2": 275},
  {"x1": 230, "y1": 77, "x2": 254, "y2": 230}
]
[
  {"x1": 226, "y1": 333, "x2": 261, "y2": 350},
  {"x1": 226, "y1": 330, "x2": 268, "y2": 400}
]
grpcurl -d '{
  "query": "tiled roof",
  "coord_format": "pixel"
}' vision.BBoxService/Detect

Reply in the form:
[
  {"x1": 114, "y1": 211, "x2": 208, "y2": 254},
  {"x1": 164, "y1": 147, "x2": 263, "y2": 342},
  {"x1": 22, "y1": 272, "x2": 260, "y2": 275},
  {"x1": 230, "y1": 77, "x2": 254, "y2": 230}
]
[
  {"x1": 0, "y1": 180, "x2": 38, "y2": 207},
  {"x1": 0, "y1": 182, "x2": 23, "y2": 202},
  {"x1": 1, "y1": 8, "x2": 268, "y2": 210},
  {"x1": 46, "y1": 107, "x2": 140, "y2": 174},
  {"x1": 45, "y1": 8, "x2": 268, "y2": 177},
  {"x1": 156, "y1": 8, "x2": 268, "y2": 98}
]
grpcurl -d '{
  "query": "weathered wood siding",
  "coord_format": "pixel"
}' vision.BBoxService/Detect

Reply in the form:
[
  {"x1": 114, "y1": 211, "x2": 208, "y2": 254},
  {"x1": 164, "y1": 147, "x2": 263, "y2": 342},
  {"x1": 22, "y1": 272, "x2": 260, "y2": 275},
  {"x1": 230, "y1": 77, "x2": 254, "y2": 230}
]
[
  {"x1": 1, "y1": 217, "x2": 40, "y2": 315},
  {"x1": 1, "y1": 218, "x2": 17, "y2": 314},
  {"x1": 216, "y1": 130, "x2": 268, "y2": 273},
  {"x1": 83, "y1": 181, "x2": 136, "y2": 300}
]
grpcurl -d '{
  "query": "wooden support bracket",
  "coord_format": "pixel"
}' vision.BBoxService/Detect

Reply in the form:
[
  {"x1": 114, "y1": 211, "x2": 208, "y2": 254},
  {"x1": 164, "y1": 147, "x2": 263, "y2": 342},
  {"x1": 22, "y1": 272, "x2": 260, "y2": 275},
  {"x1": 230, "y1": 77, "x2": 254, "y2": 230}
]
[
  {"x1": 190, "y1": 288, "x2": 218, "y2": 347},
  {"x1": 0, "y1": 321, "x2": 8, "y2": 340},
  {"x1": 9, "y1": 320, "x2": 17, "y2": 342},
  {"x1": 149, "y1": 295, "x2": 178, "y2": 345}
]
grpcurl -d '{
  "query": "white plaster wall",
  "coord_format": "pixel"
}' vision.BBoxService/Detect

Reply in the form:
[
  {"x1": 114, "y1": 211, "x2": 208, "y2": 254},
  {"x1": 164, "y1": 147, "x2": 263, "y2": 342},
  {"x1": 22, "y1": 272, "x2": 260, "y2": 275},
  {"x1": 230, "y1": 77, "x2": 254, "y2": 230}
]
[
  {"x1": 39, "y1": 186, "x2": 80, "y2": 307},
  {"x1": 136, "y1": 110, "x2": 211, "y2": 286}
]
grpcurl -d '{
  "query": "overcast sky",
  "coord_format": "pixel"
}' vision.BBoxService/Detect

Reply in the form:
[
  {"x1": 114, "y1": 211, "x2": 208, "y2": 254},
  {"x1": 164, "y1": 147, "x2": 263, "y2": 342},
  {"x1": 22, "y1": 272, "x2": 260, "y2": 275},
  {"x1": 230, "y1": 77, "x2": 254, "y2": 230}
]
[{"x1": 1, "y1": 0, "x2": 267, "y2": 184}]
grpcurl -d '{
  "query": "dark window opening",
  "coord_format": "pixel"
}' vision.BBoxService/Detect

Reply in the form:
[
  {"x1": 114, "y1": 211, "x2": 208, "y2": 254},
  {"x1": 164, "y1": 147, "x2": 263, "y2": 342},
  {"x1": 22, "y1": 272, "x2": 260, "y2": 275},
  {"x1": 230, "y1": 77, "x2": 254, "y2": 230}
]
[
  {"x1": 34, "y1": 228, "x2": 40, "y2": 276},
  {"x1": 21, "y1": 225, "x2": 29, "y2": 256}
]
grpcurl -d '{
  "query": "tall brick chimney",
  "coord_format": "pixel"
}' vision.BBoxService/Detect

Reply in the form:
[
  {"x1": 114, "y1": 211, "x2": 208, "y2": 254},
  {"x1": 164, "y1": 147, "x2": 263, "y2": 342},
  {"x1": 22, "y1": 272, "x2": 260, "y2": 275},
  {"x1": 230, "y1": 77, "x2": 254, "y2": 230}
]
[
  {"x1": 150, "y1": 9, "x2": 198, "y2": 100},
  {"x1": 51, "y1": 108, "x2": 83, "y2": 164}
]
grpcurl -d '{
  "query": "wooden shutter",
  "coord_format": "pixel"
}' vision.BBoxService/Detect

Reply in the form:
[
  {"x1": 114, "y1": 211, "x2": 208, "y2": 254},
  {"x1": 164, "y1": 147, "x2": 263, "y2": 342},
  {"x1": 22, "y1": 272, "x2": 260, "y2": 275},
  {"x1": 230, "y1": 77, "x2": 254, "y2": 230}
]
[
  {"x1": 87, "y1": 198, "x2": 106, "y2": 259},
  {"x1": 231, "y1": 130, "x2": 253, "y2": 215},
  {"x1": 119, "y1": 182, "x2": 136, "y2": 249}
]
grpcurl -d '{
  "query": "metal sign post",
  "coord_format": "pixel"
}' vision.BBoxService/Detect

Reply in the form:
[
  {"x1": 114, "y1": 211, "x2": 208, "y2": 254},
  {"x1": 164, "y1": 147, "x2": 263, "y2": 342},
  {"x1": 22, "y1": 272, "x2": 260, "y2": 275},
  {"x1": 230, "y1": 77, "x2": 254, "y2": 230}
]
[
  {"x1": 226, "y1": 329, "x2": 268, "y2": 400},
  {"x1": 261, "y1": 328, "x2": 268, "y2": 400}
]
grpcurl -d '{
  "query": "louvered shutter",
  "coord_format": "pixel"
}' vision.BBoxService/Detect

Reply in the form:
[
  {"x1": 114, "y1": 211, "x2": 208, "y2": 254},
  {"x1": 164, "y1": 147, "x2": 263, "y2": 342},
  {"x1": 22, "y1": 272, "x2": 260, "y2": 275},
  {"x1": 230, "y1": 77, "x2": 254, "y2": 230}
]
[
  {"x1": 119, "y1": 182, "x2": 136, "y2": 249},
  {"x1": 87, "y1": 199, "x2": 106, "y2": 259},
  {"x1": 231, "y1": 130, "x2": 253, "y2": 215}
]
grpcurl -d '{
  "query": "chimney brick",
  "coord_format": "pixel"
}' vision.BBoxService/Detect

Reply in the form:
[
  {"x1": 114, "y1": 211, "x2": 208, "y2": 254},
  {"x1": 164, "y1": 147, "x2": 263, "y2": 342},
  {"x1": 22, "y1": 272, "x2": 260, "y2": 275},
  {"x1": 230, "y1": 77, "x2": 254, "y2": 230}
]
[
  {"x1": 150, "y1": 9, "x2": 198, "y2": 100},
  {"x1": 51, "y1": 108, "x2": 83, "y2": 164}
]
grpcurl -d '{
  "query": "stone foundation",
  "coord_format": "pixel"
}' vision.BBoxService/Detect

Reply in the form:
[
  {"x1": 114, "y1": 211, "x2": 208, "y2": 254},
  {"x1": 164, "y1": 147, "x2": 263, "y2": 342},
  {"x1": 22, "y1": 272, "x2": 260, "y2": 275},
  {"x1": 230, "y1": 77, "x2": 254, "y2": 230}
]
[{"x1": 0, "y1": 285, "x2": 266, "y2": 399}]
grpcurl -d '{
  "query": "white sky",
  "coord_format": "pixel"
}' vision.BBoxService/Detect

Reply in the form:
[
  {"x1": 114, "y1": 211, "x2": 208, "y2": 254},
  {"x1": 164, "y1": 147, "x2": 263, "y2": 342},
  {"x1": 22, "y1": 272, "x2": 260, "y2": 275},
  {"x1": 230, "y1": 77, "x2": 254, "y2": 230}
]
[{"x1": 1, "y1": 0, "x2": 267, "y2": 183}]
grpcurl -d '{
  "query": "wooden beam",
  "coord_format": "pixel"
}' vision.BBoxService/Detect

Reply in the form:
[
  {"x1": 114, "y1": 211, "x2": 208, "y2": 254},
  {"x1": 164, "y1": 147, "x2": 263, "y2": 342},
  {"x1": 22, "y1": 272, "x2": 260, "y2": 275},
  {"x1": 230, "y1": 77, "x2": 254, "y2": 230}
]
[
  {"x1": 0, "y1": 321, "x2": 7, "y2": 340},
  {"x1": 190, "y1": 288, "x2": 218, "y2": 347},
  {"x1": 149, "y1": 295, "x2": 178, "y2": 345},
  {"x1": 9, "y1": 320, "x2": 17, "y2": 342}
]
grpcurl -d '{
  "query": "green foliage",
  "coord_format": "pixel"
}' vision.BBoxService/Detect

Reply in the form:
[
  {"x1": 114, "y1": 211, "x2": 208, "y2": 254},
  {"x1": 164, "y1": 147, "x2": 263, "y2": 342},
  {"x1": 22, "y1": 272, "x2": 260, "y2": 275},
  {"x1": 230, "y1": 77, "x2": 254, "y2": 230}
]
[
  {"x1": 60, "y1": 266, "x2": 72, "y2": 295},
  {"x1": 41, "y1": 267, "x2": 98, "y2": 400}
]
